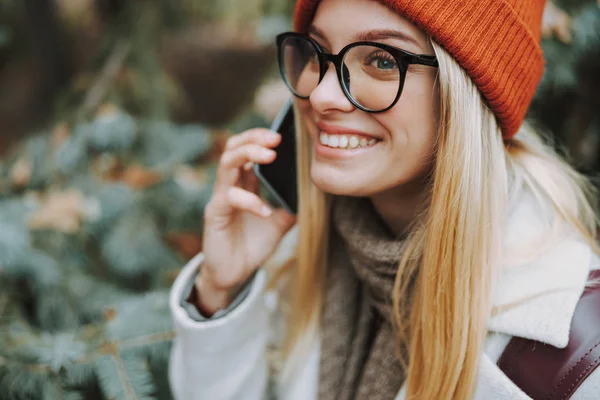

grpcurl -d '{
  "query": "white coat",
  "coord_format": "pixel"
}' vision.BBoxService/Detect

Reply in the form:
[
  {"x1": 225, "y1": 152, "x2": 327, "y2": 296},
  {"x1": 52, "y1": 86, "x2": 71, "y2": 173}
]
[{"x1": 169, "y1": 191, "x2": 600, "y2": 399}]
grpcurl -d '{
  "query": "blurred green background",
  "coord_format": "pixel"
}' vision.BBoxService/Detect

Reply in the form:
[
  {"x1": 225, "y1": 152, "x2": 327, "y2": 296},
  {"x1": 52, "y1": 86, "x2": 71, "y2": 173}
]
[{"x1": 0, "y1": 1, "x2": 598, "y2": 399}]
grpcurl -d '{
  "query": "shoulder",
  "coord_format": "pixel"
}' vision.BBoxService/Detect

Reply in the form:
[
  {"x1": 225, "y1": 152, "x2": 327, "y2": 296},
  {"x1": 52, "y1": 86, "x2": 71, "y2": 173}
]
[{"x1": 489, "y1": 184, "x2": 598, "y2": 348}]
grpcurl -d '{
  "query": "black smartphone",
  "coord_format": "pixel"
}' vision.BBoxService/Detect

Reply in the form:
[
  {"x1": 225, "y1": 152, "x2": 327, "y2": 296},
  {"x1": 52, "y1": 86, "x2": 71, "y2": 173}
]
[{"x1": 253, "y1": 98, "x2": 298, "y2": 214}]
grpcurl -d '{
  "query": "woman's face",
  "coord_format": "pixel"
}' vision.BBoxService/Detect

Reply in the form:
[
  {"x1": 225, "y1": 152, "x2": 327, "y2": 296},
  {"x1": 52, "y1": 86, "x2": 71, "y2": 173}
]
[{"x1": 297, "y1": 0, "x2": 440, "y2": 197}]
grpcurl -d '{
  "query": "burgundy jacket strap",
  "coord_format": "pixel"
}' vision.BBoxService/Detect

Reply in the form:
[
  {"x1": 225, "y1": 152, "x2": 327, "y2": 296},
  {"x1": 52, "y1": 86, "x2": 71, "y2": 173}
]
[{"x1": 497, "y1": 270, "x2": 600, "y2": 400}]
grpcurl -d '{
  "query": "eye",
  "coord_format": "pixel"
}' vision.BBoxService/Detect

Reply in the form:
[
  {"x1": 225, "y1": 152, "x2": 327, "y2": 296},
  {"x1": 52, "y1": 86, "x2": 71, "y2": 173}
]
[{"x1": 365, "y1": 51, "x2": 398, "y2": 70}]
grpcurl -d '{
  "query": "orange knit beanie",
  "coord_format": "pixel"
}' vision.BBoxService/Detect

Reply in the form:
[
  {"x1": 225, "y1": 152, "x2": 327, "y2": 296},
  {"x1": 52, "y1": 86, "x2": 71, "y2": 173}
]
[{"x1": 293, "y1": 0, "x2": 547, "y2": 139}]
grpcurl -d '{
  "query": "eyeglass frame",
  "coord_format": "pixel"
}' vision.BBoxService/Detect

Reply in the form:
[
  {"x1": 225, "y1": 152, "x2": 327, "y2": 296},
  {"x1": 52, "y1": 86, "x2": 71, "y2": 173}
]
[{"x1": 276, "y1": 32, "x2": 439, "y2": 113}]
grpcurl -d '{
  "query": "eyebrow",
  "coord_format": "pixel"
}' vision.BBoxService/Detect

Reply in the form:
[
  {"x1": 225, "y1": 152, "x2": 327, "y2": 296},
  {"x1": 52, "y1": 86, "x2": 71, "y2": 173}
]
[
  {"x1": 356, "y1": 29, "x2": 423, "y2": 51},
  {"x1": 308, "y1": 25, "x2": 423, "y2": 52},
  {"x1": 307, "y1": 25, "x2": 329, "y2": 44}
]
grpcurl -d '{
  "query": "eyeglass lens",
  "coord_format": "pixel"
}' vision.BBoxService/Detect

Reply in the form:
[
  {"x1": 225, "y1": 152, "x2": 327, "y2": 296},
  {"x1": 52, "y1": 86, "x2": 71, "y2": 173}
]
[{"x1": 280, "y1": 36, "x2": 402, "y2": 111}]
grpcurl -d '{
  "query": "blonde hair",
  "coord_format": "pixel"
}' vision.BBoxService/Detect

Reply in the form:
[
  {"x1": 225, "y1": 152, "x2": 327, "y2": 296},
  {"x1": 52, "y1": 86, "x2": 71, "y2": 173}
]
[{"x1": 277, "y1": 40, "x2": 599, "y2": 399}]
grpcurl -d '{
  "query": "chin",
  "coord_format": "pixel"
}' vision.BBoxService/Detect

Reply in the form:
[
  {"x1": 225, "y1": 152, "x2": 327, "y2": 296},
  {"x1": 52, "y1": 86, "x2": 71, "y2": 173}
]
[{"x1": 310, "y1": 165, "x2": 372, "y2": 197}]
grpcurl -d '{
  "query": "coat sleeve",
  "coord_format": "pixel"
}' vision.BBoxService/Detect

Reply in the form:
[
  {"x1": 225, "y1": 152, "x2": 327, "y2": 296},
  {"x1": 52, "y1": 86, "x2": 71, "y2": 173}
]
[{"x1": 169, "y1": 253, "x2": 271, "y2": 400}]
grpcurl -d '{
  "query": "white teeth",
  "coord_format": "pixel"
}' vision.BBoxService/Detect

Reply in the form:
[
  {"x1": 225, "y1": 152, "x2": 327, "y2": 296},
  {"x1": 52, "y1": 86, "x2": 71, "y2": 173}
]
[
  {"x1": 339, "y1": 135, "x2": 349, "y2": 148},
  {"x1": 328, "y1": 135, "x2": 339, "y2": 148},
  {"x1": 320, "y1": 133, "x2": 329, "y2": 145},
  {"x1": 319, "y1": 132, "x2": 378, "y2": 149}
]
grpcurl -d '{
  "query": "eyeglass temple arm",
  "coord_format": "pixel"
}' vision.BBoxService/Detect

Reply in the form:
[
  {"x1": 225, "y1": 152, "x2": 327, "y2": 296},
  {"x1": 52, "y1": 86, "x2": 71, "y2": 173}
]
[{"x1": 410, "y1": 54, "x2": 439, "y2": 68}]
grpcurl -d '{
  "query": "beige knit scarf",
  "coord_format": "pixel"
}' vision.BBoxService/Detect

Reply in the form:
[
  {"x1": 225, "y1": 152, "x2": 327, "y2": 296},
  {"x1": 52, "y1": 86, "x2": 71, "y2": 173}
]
[{"x1": 318, "y1": 196, "x2": 408, "y2": 400}]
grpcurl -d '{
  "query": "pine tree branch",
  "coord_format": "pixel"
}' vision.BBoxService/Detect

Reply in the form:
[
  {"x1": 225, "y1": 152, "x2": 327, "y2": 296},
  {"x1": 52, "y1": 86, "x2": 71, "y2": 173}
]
[
  {"x1": 114, "y1": 354, "x2": 139, "y2": 400},
  {"x1": 105, "y1": 352, "x2": 139, "y2": 400},
  {"x1": 77, "y1": 39, "x2": 132, "y2": 120},
  {"x1": 117, "y1": 331, "x2": 176, "y2": 350},
  {"x1": 0, "y1": 329, "x2": 174, "y2": 373}
]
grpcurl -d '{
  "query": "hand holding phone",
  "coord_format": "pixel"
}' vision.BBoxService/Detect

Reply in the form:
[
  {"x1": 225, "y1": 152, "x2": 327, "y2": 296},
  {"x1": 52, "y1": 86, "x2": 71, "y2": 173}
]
[{"x1": 198, "y1": 122, "x2": 297, "y2": 314}]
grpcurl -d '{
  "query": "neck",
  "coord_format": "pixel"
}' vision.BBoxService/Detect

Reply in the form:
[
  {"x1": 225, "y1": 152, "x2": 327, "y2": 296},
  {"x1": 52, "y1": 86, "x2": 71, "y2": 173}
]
[{"x1": 369, "y1": 180, "x2": 429, "y2": 237}]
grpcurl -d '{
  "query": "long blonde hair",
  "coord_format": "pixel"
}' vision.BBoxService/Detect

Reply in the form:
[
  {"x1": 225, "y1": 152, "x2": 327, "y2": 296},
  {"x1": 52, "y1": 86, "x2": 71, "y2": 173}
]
[{"x1": 278, "y1": 39, "x2": 599, "y2": 399}]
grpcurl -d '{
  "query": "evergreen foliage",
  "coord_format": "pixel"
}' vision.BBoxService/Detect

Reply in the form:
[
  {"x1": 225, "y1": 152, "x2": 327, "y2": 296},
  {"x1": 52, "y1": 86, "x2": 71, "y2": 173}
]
[
  {"x1": 531, "y1": 1, "x2": 600, "y2": 170},
  {"x1": 0, "y1": 106, "x2": 214, "y2": 400},
  {"x1": 0, "y1": 0, "x2": 598, "y2": 399}
]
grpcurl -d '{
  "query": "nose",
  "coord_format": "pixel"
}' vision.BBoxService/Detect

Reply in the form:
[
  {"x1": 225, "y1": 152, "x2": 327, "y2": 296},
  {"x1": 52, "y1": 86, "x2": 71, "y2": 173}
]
[{"x1": 309, "y1": 62, "x2": 355, "y2": 114}]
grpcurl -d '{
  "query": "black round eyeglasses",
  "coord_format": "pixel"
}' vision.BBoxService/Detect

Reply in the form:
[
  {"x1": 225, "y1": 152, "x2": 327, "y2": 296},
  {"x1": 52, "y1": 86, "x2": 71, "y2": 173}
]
[{"x1": 276, "y1": 32, "x2": 439, "y2": 113}]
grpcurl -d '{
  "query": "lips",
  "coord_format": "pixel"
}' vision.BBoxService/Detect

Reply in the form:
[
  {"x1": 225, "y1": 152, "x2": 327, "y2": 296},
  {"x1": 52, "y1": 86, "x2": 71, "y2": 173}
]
[
  {"x1": 315, "y1": 121, "x2": 382, "y2": 150},
  {"x1": 316, "y1": 121, "x2": 382, "y2": 141}
]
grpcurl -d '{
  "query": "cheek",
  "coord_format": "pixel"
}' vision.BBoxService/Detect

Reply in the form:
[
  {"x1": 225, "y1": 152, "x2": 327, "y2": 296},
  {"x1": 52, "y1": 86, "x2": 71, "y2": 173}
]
[
  {"x1": 385, "y1": 78, "x2": 438, "y2": 146},
  {"x1": 377, "y1": 83, "x2": 439, "y2": 172}
]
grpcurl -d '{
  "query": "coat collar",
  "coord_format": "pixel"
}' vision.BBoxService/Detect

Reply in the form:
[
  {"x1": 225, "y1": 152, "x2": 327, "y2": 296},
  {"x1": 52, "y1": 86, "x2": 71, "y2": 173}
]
[
  {"x1": 395, "y1": 188, "x2": 597, "y2": 400},
  {"x1": 488, "y1": 188, "x2": 594, "y2": 348}
]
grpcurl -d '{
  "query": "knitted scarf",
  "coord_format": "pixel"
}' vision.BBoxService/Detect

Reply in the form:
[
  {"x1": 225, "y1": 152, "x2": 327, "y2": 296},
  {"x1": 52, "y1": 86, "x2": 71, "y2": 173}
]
[{"x1": 318, "y1": 196, "x2": 408, "y2": 400}]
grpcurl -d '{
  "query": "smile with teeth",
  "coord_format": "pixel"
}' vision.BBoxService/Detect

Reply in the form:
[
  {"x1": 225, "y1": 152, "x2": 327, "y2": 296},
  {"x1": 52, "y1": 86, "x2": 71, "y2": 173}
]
[{"x1": 319, "y1": 132, "x2": 379, "y2": 149}]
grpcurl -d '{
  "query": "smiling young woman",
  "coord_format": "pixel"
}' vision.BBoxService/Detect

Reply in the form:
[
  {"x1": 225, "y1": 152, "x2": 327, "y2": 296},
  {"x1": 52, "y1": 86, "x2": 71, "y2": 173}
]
[{"x1": 169, "y1": 0, "x2": 600, "y2": 399}]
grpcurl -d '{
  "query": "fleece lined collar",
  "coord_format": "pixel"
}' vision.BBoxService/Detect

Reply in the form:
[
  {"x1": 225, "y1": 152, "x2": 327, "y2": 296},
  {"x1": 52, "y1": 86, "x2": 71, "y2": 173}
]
[{"x1": 488, "y1": 188, "x2": 595, "y2": 348}]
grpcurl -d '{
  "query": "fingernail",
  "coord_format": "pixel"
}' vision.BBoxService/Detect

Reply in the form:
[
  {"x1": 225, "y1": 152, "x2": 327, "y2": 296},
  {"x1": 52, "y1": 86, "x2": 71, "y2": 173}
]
[
  {"x1": 261, "y1": 205, "x2": 272, "y2": 217},
  {"x1": 261, "y1": 149, "x2": 274, "y2": 158}
]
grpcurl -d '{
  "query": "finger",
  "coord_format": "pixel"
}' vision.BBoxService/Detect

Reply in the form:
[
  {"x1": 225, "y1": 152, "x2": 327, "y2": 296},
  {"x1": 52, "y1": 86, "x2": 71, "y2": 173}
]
[
  {"x1": 225, "y1": 129, "x2": 281, "y2": 151},
  {"x1": 240, "y1": 167, "x2": 260, "y2": 194},
  {"x1": 220, "y1": 145, "x2": 276, "y2": 170},
  {"x1": 226, "y1": 186, "x2": 272, "y2": 218},
  {"x1": 215, "y1": 145, "x2": 276, "y2": 192}
]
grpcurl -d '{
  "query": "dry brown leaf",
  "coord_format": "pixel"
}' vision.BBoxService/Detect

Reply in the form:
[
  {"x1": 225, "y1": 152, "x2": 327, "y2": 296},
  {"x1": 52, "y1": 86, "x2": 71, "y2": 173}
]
[
  {"x1": 104, "y1": 307, "x2": 117, "y2": 322},
  {"x1": 50, "y1": 122, "x2": 71, "y2": 150},
  {"x1": 542, "y1": 1, "x2": 573, "y2": 44},
  {"x1": 121, "y1": 164, "x2": 163, "y2": 190},
  {"x1": 95, "y1": 103, "x2": 119, "y2": 118},
  {"x1": 98, "y1": 342, "x2": 118, "y2": 355},
  {"x1": 56, "y1": 0, "x2": 95, "y2": 24},
  {"x1": 91, "y1": 155, "x2": 163, "y2": 189},
  {"x1": 10, "y1": 158, "x2": 32, "y2": 187},
  {"x1": 163, "y1": 269, "x2": 183, "y2": 286},
  {"x1": 91, "y1": 154, "x2": 122, "y2": 180},
  {"x1": 206, "y1": 129, "x2": 230, "y2": 162},
  {"x1": 174, "y1": 165, "x2": 209, "y2": 191},
  {"x1": 28, "y1": 189, "x2": 87, "y2": 233},
  {"x1": 165, "y1": 232, "x2": 203, "y2": 259}
]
